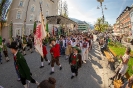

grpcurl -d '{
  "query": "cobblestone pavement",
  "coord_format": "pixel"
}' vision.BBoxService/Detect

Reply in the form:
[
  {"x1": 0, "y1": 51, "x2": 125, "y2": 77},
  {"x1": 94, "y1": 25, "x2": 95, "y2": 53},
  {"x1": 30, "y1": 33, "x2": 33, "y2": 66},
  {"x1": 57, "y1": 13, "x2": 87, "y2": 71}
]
[{"x1": 0, "y1": 36, "x2": 115, "y2": 88}]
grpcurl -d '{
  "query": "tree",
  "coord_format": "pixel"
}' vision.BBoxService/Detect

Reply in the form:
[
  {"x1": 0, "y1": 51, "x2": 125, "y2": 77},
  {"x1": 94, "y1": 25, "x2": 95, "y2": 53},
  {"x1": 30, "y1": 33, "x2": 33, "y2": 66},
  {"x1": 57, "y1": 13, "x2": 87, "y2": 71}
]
[
  {"x1": 62, "y1": 1, "x2": 68, "y2": 17},
  {"x1": 58, "y1": 0, "x2": 63, "y2": 15},
  {"x1": 58, "y1": 0, "x2": 68, "y2": 17},
  {"x1": 94, "y1": 18, "x2": 109, "y2": 32},
  {"x1": 0, "y1": 0, "x2": 7, "y2": 36}
]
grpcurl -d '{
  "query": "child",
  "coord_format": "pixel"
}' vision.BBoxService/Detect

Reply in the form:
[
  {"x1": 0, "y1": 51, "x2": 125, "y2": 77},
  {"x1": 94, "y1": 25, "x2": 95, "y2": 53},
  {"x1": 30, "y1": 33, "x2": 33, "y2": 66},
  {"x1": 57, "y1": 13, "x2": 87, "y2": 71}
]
[
  {"x1": 50, "y1": 39, "x2": 62, "y2": 75},
  {"x1": 40, "y1": 43, "x2": 50, "y2": 68},
  {"x1": 69, "y1": 47, "x2": 82, "y2": 79}
]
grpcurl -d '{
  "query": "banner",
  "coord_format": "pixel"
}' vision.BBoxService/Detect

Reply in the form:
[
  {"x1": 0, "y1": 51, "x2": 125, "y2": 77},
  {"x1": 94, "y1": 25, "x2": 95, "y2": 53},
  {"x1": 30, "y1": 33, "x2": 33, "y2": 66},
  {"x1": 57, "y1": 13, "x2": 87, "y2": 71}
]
[
  {"x1": 34, "y1": 12, "x2": 47, "y2": 57},
  {"x1": 34, "y1": 24, "x2": 43, "y2": 57}
]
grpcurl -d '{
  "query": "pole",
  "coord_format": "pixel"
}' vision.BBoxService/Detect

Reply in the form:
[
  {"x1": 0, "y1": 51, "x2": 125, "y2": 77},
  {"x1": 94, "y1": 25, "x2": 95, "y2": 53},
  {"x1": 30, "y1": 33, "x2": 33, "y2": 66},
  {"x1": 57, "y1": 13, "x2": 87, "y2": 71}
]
[
  {"x1": 39, "y1": 2, "x2": 46, "y2": 39},
  {"x1": 100, "y1": 2, "x2": 104, "y2": 23}
]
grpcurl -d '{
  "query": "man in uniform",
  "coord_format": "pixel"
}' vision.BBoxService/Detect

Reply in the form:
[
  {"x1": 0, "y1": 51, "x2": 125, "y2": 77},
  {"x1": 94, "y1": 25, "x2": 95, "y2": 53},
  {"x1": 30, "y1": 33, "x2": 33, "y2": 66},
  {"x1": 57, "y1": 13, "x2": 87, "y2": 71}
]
[
  {"x1": 9, "y1": 42, "x2": 39, "y2": 88},
  {"x1": 23, "y1": 35, "x2": 27, "y2": 55}
]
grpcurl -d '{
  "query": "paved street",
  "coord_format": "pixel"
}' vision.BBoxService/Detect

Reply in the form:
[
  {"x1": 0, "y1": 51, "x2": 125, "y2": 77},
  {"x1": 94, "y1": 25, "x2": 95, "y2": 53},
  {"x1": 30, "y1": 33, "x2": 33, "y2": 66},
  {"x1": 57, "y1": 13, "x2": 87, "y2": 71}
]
[{"x1": 0, "y1": 36, "x2": 115, "y2": 88}]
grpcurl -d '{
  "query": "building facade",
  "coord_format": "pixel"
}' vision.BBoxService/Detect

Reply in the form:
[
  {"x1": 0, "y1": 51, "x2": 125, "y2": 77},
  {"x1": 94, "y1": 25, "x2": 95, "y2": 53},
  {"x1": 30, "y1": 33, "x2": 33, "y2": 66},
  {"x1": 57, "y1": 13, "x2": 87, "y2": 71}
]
[
  {"x1": 77, "y1": 21, "x2": 89, "y2": 32},
  {"x1": 130, "y1": 7, "x2": 133, "y2": 36},
  {"x1": 115, "y1": 6, "x2": 132, "y2": 35},
  {"x1": 2, "y1": 0, "x2": 59, "y2": 39}
]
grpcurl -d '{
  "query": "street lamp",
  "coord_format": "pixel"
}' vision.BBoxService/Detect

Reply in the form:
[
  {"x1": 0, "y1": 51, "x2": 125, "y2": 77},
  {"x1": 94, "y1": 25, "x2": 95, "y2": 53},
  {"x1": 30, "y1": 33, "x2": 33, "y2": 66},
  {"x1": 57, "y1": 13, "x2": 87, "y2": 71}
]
[{"x1": 97, "y1": 0, "x2": 107, "y2": 23}]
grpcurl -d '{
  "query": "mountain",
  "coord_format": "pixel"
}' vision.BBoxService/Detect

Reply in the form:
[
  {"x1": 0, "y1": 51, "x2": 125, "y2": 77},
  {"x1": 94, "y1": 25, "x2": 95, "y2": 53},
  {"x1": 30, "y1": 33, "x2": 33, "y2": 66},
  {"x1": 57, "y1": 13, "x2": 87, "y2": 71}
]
[
  {"x1": 70, "y1": 18, "x2": 94, "y2": 30},
  {"x1": 70, "y1": 18, "x2": 81, "y2": 23}
]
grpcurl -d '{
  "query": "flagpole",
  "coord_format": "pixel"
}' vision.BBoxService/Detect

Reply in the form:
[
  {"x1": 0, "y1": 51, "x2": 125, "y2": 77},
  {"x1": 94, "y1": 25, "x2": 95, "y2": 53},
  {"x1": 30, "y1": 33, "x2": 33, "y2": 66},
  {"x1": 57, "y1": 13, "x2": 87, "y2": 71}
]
[{"x1": 39, "y1": 2, "x2": 46, "y2": 39}]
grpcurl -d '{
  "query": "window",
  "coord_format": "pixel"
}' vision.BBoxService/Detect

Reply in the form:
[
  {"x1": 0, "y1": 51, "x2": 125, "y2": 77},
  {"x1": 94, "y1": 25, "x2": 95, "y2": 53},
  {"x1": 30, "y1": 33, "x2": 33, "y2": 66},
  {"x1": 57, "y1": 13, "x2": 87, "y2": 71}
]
[
  {"x1": 19, "y1": 0, "x2": 24, "y2": 7},
  {"x1": 31, "y1": 5, "x2": 35, "y2": 12},
  {"x1": 46, "y1": 3, "x2": 49, "y2": 7},
  {"x1": 29, "y1": 14, "x2": 34, "y2": 21},
  {"x1": 46, "y1": 11, "x2": 49, "y2": 16},
  {"x1": 16, "y1": 28, "x2": 21, "y2": 36},
  {"x1": 16, "y1": 11, "x2": 22, "y2": 19}
]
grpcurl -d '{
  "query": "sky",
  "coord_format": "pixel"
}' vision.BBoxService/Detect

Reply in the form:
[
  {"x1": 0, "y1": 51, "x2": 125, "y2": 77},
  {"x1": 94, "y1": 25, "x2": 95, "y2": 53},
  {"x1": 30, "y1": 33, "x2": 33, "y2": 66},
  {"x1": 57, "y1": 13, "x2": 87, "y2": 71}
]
[{"x1": 62, "y1": 0, "x2": 133, "y2": 25}]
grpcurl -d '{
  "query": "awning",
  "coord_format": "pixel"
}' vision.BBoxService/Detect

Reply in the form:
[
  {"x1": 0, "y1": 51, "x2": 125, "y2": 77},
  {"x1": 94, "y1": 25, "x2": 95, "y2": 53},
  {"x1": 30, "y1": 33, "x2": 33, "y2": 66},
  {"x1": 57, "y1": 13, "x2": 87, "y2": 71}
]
[{"x1": 46, "y1": 15, "x2": 77, "y2": 25}]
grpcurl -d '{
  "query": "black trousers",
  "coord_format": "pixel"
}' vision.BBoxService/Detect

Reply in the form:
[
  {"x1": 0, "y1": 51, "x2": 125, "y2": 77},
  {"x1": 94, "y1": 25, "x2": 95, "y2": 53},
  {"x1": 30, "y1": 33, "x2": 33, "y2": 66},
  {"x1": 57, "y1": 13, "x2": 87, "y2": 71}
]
[
  {"x1": 20, "y1": 75, "x2": 36, "y2": 85},
  {"x1": 41, "y1": 56, "x2": 48, "y2": 62},
  {"x1": 3, "y1": 51, "x2": 8, "y2": 57},
  {"x1": 71, "y1": 65, "x2": 78, "y2": 74}
]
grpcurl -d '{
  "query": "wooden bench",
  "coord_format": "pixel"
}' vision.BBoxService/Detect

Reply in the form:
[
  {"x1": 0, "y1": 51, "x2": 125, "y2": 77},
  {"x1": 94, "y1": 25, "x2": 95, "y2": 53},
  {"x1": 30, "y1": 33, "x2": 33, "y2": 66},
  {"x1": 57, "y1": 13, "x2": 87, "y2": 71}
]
[
  {"x1": 104, "y1": 51, "x2": 114, "y2": 62},
  {"x1": 109, "y1": 48, "x2": 117, "y2": 57}
]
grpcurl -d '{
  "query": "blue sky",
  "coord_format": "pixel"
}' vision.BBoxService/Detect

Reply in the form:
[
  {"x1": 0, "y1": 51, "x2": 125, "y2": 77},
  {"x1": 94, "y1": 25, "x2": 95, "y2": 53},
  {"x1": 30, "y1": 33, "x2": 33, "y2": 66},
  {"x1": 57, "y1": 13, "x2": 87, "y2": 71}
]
[{"x1": 63, "y1": 0, "x2": 133, "y2": 25}]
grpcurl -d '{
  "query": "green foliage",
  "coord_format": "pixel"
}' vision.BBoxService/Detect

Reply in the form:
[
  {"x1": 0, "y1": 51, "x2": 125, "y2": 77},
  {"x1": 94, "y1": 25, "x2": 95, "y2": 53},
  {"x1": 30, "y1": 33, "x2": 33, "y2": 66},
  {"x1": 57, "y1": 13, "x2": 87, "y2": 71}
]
[
  {"x1": 108, "y1": 41, "x2": 133, "y2": 76},
  {"x1": 94, "y1": 18, "x2": 109, "y2": 32}
]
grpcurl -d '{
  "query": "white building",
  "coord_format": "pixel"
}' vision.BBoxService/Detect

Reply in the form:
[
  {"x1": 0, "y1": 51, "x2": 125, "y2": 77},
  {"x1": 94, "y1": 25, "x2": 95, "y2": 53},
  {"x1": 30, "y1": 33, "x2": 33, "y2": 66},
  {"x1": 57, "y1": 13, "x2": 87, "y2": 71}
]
[
  {"x1": 2, "y1": 0, "x2": 59, "y2": 39},
  {"x1": 77, "y1": 21, "x2": 89, "y2": 32}
]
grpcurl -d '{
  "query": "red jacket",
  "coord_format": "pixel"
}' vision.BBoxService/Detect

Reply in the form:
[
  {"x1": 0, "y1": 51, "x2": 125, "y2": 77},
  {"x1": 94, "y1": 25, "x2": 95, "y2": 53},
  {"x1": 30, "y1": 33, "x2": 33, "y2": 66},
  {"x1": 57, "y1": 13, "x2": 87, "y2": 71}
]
[
  {"x1": 50, "y1": 44, "x2": 60, "y2": 58},
  {"x1": 43, "y1": 45, "x2": 47, "y2": 56}
]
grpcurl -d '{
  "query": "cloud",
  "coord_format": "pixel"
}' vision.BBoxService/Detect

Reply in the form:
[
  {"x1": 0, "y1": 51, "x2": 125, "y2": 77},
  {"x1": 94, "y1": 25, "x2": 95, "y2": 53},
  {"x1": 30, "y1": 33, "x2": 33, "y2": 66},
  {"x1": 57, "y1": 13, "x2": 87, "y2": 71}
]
[{"x1": 62, "y1": 0, "x2": 99, "y2": 24}]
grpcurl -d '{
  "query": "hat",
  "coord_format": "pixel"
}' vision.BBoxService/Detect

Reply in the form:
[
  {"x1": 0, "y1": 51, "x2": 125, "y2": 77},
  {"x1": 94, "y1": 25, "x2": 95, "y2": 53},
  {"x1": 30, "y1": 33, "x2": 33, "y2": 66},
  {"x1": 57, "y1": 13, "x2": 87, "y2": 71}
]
[
  {"x1": 9, "y1": 42, "x2": 18, "y2": 50},
  {"x1": 73, "y1": 47, "x2": 81, "y2": 53}
]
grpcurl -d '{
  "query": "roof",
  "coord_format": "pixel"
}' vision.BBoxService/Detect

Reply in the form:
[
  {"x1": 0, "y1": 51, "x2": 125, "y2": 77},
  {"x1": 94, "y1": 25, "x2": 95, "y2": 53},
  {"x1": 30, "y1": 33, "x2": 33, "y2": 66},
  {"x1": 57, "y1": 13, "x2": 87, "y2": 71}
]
[{"x1": 46, "y1": 15, "x2": 78, "y2": 25}]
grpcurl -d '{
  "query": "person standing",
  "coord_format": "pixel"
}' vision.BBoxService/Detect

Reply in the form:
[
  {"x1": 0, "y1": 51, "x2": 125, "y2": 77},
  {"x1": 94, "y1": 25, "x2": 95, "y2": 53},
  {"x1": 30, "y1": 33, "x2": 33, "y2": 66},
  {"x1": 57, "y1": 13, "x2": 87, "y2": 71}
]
[
  {"x1": 0, "y1": 36, "x2": 2, "y2": 64},
  {"x1": 9, "y1": 42, "x2": 39, "y2": 88},
  {"x1": 40, "y1": 43, "x2": 50, "y2": 68},
  {"x1": 69, "y1": 47, "x2": 82, "y2": 79},
  {"x1": 49, "y1": 39, "x2": 62, "y2": 75},
  {"x1": 28, "y1": 36, "x2": 33, "y2": 53},
  {"x1": 65, "y1": 37, "x2": 72, "y2": 60},
  {"x1": 3, "y1": 42, "x2": 9, "y2": 62},
  {"x1": 23, "y1": 36, "x2": 27, "y2": 55},
  {"x1": 81, "y1": 38, "x2": 89, "y2": 63},
  {"x1": 110, "y1": 47, "x2": 131, "y2": 80}
]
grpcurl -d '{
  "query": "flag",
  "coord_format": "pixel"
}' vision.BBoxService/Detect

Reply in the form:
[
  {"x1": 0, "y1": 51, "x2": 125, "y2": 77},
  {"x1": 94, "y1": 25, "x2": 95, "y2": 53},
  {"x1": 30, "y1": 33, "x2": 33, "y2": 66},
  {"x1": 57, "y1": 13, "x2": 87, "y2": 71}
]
[
  {"x1": 46, "y1": 22, "x2": 49, "y2": 32},
  {"x1": 34, "y1": 12, "x2": 47, "y2": 57},
  {"x1": 52, "y1": 26, "x2": 54, "y2": 36},
  {"x1": 40, "y1": 13, "x2": 47, "y2": 39},
  {"x1": 33, "y1": 21, "x2": 37, "y2": 34},
  {"x1": 34, "y1": 24, "x2": 43, "y2": 57}
]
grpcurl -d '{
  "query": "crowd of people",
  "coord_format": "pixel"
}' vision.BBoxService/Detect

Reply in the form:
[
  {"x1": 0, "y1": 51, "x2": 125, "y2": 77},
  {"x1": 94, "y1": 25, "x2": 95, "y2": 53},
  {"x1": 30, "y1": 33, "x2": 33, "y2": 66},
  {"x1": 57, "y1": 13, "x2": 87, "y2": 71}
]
[
  {"x1": 0, "y1": 31, "x2": 133, "y2": 88},
  {"x1": 0, "y1": 33, "x2": 94, "y2": 88}
]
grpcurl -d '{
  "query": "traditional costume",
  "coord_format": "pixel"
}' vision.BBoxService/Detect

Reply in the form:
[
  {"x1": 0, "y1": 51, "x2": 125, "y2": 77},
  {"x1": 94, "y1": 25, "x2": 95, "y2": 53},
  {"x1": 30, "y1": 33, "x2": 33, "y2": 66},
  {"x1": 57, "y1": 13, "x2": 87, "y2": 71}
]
[
  {"x1": 9, "y1": 42, "x2": 39, "y2": 88},
  {"x1": 40, "y1": 45, "x2": 50, "y2": 68},
  {"x1": 3, "y1": 43, "x2": 9, "y2": 62},
  {"x1": 81, "y1": 39, "x2": 89, "y2": 63},
  {"x1": 69, "y1": 47, "x2": 82, "y2": 79},
  {"x1": 65, "y1": 39, "x2": 72, "y2": 59},
  {"x1": 50, "y1": 42, "x2": 62, "y2": 75}
]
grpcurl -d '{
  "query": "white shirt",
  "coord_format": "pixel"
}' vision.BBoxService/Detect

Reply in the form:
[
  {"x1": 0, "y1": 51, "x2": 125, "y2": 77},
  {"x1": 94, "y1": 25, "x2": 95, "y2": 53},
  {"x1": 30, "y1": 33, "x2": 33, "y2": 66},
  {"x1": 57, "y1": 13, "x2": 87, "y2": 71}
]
[
  {"x1": 72, "y1": 42, "x2": 77, "y2": 47},
  {"x1": 14, "y1": 51, "x2": 18, "y2": 56},
  {"x1": 122, "y1": 54, "x2": 130, "y2": 65}
]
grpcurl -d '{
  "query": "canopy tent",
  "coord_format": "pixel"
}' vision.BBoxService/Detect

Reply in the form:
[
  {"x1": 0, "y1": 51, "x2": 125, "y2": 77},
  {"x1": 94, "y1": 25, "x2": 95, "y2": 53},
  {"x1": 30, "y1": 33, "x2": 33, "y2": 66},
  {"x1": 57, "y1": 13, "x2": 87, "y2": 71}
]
[{"x1": 46, "y1": 15, "x2": 77, "y2": 25}]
